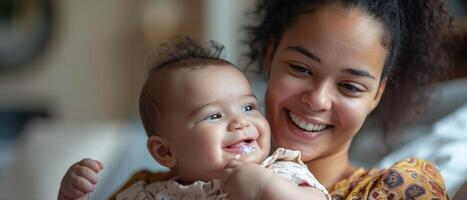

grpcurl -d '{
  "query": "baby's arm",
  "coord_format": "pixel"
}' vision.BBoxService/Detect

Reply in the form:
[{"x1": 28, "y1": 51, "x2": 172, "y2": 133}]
[
  {"x1": 221, "y1": 160, "x2": 328, "y2": 200},
  {"x1": 58, "y1": 158, "x2": 103, "y2": 200}
]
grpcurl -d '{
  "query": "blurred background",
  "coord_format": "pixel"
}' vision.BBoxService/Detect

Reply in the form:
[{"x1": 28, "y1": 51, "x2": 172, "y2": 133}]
[{"x1": 0, "y1": 0, "x2": 466, "y2": 199}]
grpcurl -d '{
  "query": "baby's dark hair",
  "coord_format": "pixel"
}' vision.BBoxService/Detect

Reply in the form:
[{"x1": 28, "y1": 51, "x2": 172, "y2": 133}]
[
  {"x1": 139, "y1": 37, "x2": 232, "y2": 136},
  {"x1": 245, "y1": 0, "x2": 454, "y2": 130}
]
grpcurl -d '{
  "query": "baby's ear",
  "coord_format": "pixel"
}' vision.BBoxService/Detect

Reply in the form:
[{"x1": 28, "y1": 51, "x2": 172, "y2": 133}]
[{"x1": 147, "y1": 135, "x2": 177, "y2": 168}]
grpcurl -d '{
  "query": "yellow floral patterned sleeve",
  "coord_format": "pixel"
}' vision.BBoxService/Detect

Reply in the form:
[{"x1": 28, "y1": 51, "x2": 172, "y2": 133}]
[{"x1": 329, "y1": 158, "x2": 448, "y2": 200}]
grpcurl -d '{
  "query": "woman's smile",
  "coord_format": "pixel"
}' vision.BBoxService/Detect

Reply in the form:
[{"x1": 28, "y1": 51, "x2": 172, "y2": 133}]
[
  {"x1": 288, "y1": 111, "x2": 332, "y2": 132},
  {"x1": 286, "y1": 109, "x2": 334, "y2": 141}
]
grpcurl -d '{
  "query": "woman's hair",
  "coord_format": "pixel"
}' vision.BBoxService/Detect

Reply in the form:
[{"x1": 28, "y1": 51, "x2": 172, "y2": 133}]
[
  {"x1": 139, "y1": 37, "x2": 231, "y2": 136},
  {"x1": 245, "y1": 0, "x2": 454, "y2": 130}
]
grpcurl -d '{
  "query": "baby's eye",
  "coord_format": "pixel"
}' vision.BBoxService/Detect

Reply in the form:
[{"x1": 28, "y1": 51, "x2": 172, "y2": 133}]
[
  {"x1": 242, "y1": 104, "x2": 256, "y2": 112},
  {"x1": 206, "y1": 113, "x2": 222, "y2": 120}
]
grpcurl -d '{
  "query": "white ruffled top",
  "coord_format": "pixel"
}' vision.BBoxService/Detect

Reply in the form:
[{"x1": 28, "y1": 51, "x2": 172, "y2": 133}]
[{"x1": 116, "y1": 148, "x2": 330, "y2": 200}]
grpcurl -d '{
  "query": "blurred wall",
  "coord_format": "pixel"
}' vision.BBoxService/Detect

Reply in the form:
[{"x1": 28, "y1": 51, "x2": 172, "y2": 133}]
[
  {"x1": 203, "y1": 0, "x2": 254, "y2": 66},
  {"x1": 0, "y1": 0, "x2": 203, "y2": 121}
]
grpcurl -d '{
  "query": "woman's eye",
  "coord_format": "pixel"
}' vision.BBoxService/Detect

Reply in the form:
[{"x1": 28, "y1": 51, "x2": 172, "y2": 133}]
[
  {"x1": 289, "y1": 64, "x2": 312, "y2": 75},
  {"x1": 206, "y1": 113, "x2": 222, "y2": 120},
  {"x1": 339, "y1": 83, "x2": 364, "y2": 93}
]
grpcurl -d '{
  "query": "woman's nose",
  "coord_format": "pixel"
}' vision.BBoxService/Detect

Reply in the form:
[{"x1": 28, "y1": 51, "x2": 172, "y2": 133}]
[
  {"x1": 300, "y1": 83, "x2": 332, "y2": 112},
  {"x1": 228, "y1": 117, "x2": 250, "y2": 132}
]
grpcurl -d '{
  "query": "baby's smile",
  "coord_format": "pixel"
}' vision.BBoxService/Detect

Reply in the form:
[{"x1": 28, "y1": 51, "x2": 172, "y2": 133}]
[{"x1": 224, "y1": 139, "x2": 257, "y2": 155}]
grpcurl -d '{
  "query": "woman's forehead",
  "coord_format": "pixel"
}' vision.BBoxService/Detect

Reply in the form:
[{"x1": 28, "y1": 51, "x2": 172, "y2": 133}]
[
  {"x1": 290, "y1": 4, "x2": 384, "y2": 45},
  {"x1": 278, "y1": 4, "x2": 387, "y2": 78}
]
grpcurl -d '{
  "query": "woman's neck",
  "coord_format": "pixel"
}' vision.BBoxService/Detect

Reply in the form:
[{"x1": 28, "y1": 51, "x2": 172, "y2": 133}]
[{"x1": 305, "y1": 145, "x2": 356, "y2": 188}]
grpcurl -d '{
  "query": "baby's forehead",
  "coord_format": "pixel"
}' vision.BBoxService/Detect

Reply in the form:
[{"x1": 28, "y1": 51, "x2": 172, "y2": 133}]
[
  {"x1": 156, "y1": 63, "x2": 244, "y2": 85},
  {"x1": 153, "y1": 63, "x2": 248, "y2": 94}
]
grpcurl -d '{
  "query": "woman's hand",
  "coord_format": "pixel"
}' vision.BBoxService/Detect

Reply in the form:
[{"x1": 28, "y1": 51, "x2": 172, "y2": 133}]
[{"x1": 58, "y1": 158, "x2": 103, "y2": 200}]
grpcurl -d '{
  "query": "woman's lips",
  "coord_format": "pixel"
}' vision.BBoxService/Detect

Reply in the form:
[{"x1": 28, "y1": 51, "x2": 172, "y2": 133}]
[
  {"x1": 285, "y1": 109, "x2": 333, "y2": 139},
  {"x1": 288, "y1": 111, "x2": 331, "y2": 132}
]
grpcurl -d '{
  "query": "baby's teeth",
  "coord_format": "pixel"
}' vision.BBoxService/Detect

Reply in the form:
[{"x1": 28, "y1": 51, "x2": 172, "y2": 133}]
[{"x1": 240, "y1": 144, "x2": 255, "y2": 154}]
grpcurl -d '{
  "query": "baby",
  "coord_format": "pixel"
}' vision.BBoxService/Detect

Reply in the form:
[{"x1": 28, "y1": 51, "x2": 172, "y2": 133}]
[{"x1": 58, "y1": 37, "x2": 330, "y2": 200}]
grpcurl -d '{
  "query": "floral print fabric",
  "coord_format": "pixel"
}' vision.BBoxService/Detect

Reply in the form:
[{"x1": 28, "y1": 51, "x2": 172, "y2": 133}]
[{"x1": 329, "y1": 158, "x2": 448, "y2": 200}]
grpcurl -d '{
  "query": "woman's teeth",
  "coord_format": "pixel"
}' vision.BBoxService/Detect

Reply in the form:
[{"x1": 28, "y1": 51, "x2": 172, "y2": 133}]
[{"x1": 289, "y1": 112, "x2": 327, "y2": 132}]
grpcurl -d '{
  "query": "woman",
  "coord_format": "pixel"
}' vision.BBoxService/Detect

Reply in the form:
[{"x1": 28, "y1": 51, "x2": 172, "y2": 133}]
[{"x1": 113, "y1": 0, "x2": 453, "y2": 199}]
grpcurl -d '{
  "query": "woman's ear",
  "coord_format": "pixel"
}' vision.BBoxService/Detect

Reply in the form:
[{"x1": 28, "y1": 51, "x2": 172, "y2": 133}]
[
  {"x1": 371, "y1": 79, "x2": 387, "y2": 111},
  {"x1": 147, "y1": 135, "x2": 177, "y2": 168},
  {"x1": 264, "y1": 39, "x2": 275, "y2": 78}
]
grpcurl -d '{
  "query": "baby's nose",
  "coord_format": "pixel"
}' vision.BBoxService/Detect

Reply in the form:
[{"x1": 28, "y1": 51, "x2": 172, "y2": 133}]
[{"x1": 228, "y1": 117, "x2": 250, "y2": 131}]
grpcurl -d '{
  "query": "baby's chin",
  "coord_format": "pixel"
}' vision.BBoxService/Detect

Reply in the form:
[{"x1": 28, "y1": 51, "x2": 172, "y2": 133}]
[
  {"x1": 225, "y1": 149, "x2": 269, "y2": 164},
  {"x1": 178, "y1": 153, "x2": 269, "y2": 183}
]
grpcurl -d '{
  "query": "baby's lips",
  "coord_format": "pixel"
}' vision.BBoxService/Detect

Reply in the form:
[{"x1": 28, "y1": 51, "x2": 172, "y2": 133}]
[
  {"x1": 224, "y1": 138, "x2": 250, "y2": 148},
  {"x1": 244, "y1": 129, "x2": 260, "y2": 139},
  {"x1": 223, "y1": 130, "x2": 259, "y2": 146},
  {"x1": 224, "y1": 139, "x2": 257, "y2": 155}
]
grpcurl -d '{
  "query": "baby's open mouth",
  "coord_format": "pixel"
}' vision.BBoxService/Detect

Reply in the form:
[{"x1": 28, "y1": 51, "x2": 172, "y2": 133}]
[{"x1": 224, "y1": 139, "x2": 256, "y2": 154}]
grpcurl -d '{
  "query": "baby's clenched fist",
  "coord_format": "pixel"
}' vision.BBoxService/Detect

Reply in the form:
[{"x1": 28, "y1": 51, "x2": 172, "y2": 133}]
[{"x1": 58, "y1": 158, "x2": 103, "y2": 200}]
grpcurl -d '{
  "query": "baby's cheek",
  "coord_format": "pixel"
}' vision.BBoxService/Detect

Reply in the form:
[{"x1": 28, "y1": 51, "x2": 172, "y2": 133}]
[
  {"x1": 254, "y1": 130, "x2": 272, "y2": 163},
  {"x1": 258, "y1": 119, "x2": 271, "y2": 149},
  {"x1": 195, "y1": 147, "x2": 226, "y2": 179},
  {"x1": 257, "y1": 142, "x2": 270, "y2": 161}
]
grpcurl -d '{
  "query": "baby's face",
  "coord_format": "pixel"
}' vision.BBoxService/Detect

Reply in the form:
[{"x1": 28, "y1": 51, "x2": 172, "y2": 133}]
[{"x1": 155, "y1": 64, "x2": 270, "y2": 182}]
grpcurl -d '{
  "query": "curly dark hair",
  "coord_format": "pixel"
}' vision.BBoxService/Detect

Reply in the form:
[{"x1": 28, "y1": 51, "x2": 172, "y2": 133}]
[
  {"x1": 245, "y1": 0, "x2": 454, "y2": 130},
  {"x1": 139, "y1": 37, "x2": 231, "y2": 136}
]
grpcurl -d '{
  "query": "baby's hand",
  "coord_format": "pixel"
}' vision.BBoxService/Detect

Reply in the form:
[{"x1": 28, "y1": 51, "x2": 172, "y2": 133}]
[
  {"x1": 221, "y1": 159, "x2": 273, "y2": 200},
  {"x1": 58, "y1": 158, "x2": 103, "y2": 200}
]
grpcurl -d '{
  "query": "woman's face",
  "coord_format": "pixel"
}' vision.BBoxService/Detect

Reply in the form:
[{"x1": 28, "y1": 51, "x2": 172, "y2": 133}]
[{"x1": 265, "y1": 4, "x2": 387, "y2": 162}]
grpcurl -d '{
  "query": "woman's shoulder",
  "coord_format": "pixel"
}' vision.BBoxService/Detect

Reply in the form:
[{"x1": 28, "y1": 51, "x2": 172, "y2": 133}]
[
  {"x1": 330, "y1": 158, "x2": 448, "y2": 200},
  {"x1": 383, "y1": 158, "x2": 447, "y2": 198}
]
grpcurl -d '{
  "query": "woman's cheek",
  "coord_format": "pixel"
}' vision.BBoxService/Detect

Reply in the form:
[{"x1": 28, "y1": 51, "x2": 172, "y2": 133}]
[
  {"x1": 271, "y1": 75, "x2": 305, "y2": 101},
  {"x1": 336, "y1": 99, "x2": 369, "y2": 135}
]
